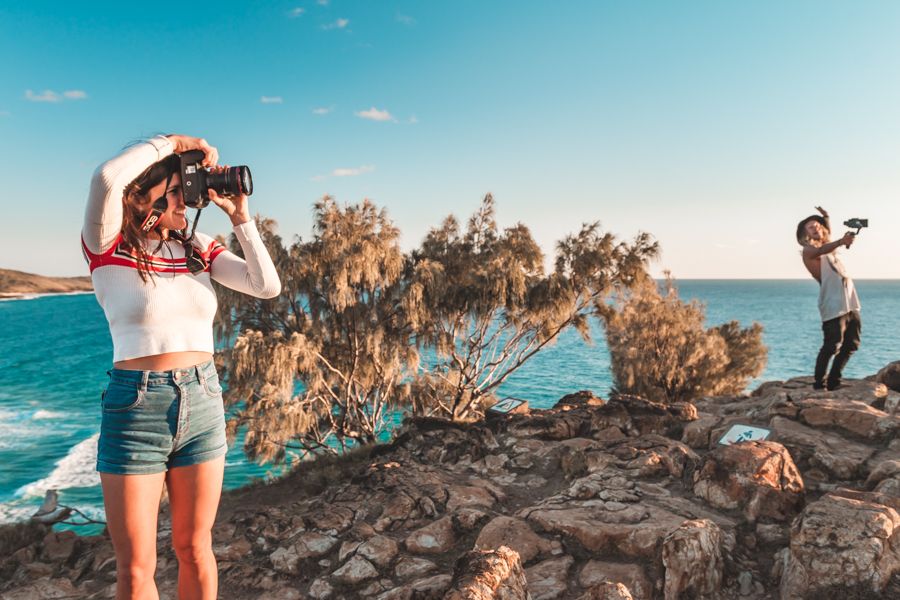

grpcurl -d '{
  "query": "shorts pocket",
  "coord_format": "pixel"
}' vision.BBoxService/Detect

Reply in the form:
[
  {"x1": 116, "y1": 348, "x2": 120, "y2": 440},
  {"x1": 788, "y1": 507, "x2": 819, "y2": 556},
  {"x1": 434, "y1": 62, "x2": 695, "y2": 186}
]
[
  {"x1": 102, "y1": 382, "x2": 144, "y2": 413},
  {"x1": 202, "y1": 372, "x2": 223, "y2": 397}
]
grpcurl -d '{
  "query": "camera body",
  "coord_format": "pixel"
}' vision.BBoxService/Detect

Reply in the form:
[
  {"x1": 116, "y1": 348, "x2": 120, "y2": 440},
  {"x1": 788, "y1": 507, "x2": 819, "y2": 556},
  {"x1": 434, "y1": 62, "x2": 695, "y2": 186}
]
[{"x1": 179, "y1": 150, "x2": 253, "y2": 209}]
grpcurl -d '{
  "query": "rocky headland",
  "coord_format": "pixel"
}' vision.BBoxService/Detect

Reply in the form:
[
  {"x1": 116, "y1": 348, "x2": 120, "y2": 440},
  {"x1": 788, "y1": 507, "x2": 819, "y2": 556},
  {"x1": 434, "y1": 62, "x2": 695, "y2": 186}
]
[
  {"x1": 2, "y1": 367, "x2": 900, "y2": 599},
  {"x1": 0, "y1": 269, "x2": 92, "y2": 299}
]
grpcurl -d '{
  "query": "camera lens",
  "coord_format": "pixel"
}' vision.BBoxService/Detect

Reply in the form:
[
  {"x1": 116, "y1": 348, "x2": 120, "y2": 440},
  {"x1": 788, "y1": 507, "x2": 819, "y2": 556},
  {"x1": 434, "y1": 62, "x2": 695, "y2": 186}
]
[{"x1": 207, "y1": 165, "x2": 253, "y2": 198}]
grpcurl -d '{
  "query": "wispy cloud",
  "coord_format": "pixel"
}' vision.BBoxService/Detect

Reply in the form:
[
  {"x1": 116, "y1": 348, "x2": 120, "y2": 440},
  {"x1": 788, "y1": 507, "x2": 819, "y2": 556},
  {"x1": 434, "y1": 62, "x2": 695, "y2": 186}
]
[
  {"x1": 396, "y1": 14, "x2": 416, "y2": 26},
  {"x1": 0, "y1": 110, "x2": 10, "y2": 117},
  {"x1": 317, "y1": 0, "x2": 330, "y2": 5},
  {"x1": 26, "y1": 89, "x2": 87, "y2": 103},
  {"x1": 407, "y1": 115, "x2": 419, "y2": 124},
  {"x1": 333, "y1": 165, "x2": 375, "y2": 177},
  {"x1": 322, "y1": 18, "x2": 349, "y2": 30},
  {"x1": 312, "y1": 106, "x2": 333, "y2": 115},
  {"x1": 261, "y1": 96, "x2": 284, "y2": 104},
  {"x1": 288, "y1": 7, "x2": 305, "y2": 18},
  {"x1": 312, "y1": 165, "x2": 376, "y2": 181},
  {"x1": 355, "y1": 107, "x2": 394, "y2": 122}
]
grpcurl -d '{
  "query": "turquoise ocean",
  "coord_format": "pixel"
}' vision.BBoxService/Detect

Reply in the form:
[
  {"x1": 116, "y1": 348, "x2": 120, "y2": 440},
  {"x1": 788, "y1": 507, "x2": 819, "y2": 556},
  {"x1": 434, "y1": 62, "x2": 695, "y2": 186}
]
[{"x1": 2, "y1": 280, "x2": 898, "y2": 530}]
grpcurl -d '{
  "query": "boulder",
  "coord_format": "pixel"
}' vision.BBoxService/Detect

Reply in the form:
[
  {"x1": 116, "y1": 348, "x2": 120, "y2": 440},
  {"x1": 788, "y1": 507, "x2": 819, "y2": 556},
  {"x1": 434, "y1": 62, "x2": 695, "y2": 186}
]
[
  {"x1": 524, "y1": 555, "x2": 574, "y2": 600},
  {"x1": 661, "y1": 519, "x2": 725, "y2": 600},
  {"x1": 577, "y1": 583, "x2": 635, "y2": 600},
  {"x1": 474, "y1": 516, "x2": 552, "y2": 564},
  {"x1": 876, "y1": 361, "x2": 900, "y2": 393},
  {"x1": 692, "y1": 441, "x2": 804, "y2": 522},
  {"x1": 357, "y1": 534, "x2": 399, "y2": 568},
  {"x1": 769, "y1": 416, "x2": 875, "y2": 480},
  {"x1": 332, "y1": 555, "x2": 379, "y2": 585},
  {"x1": 577, "y1": 560, "x2": 652, "y2": 600},
  {"x1": 405, "y1": 516, "x2": 456, "y2": 555},
  {"x1": 780, "y1": 493, "x2": 900, "y2": 599},
  {"x1": 444, "y1": 546, "x2": 529, "y2": 600},
  {"x1": 294, "y1": 531, "x2": 339, "y2": 559},
  {"x1": 40, "y1": 530, "x2": 77, "y2": 563},
  {"x1": 394, "y1": 556, "x2": 437, "y2": 579},
  {"x1": 525, "y1": 501, "x2": 686, "y2": 559},
  {"x1": 793, "y1": 396, "x2": 898, "y2": 440}
]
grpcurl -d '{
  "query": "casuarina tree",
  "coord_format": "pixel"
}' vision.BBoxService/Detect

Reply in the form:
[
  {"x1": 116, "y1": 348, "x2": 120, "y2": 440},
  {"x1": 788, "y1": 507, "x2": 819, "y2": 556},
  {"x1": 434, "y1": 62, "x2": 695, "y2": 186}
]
[
  {"x1": 405, "y1": 194, "x2": 659, "y2": 420},
  {"x1": 603, "y1": 275, "x2": 767, "y2": 404},
  {"x1": 214, "y1": 198, "x2": 416, "y2": 462}
]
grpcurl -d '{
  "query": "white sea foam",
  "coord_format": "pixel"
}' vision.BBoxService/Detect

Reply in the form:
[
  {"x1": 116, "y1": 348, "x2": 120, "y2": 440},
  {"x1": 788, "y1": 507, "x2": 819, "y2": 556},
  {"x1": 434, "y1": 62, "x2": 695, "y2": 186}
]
[
  {"x1": 16, "y1": 434, "x2": 100, "y2": 498},
  {"x1": 0, "y1": 291, "x2": 92, "y2": 302},
  {"x1": 32, "y1": 409, "x2": 67, "y2": 420},
  {"x1": 0, "y1": 503, "x2": 36, "y2": 524}
]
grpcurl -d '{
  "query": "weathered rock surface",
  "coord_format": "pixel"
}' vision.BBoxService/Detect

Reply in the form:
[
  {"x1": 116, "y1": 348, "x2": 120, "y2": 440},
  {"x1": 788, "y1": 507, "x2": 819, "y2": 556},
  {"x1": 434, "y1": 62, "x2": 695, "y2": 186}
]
[
  {"x1": 692, "y1": 440, "x2": 804, "y2": 522},
  {"x1": 661, "y1": 519, "x2": 725, "y2": 599},
  {"x1": 444, "y1": 546, "x2": 529, "y2": 600},
  {"x1": 779, "y1": 492, "x2": 900, "y2": 599},
  {"x1": 3, "y1": 373, "x2": 900, "y2": 599}
]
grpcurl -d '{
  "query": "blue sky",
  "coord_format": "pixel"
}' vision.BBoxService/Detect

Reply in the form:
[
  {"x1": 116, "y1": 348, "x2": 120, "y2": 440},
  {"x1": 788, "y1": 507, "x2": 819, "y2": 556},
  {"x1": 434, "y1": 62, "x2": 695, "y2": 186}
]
[{"x1": 2, "y1": 1, "x2": 899, "y2": 278}]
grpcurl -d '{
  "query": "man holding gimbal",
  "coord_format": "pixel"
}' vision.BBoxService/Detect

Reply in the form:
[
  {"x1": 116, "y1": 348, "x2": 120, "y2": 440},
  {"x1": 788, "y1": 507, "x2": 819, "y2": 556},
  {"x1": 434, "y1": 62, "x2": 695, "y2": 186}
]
[{"x1": 796, "y1": 206, "x2": 861, "y2": 390}]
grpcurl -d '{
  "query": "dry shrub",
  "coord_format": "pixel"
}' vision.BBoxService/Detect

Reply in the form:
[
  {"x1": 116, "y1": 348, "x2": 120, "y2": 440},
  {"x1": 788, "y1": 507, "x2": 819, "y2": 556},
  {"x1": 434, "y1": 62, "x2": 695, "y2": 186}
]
[{"x1": 603, "y1": 276, "x2": 767, "y2": 403}]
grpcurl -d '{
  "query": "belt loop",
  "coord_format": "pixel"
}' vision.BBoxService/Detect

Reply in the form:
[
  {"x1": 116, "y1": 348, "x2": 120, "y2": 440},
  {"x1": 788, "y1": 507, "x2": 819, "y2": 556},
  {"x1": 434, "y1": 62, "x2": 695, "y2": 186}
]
[
  {"x1": 140, "y1": 370, "x2": 149, "y2": 393},
  {"x1": 195, "y1": 363, "x2": 206, "y2": 386}
]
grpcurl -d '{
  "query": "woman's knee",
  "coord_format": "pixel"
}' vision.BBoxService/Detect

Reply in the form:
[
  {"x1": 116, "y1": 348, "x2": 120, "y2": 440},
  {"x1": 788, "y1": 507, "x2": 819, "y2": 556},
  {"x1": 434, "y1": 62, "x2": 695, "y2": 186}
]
[
  {"x1": 116, "y1": 557, "x2": 158, "y2": 587},
  {"x1": 172, "y1": 532, "x2": 214, "y2": 565}
]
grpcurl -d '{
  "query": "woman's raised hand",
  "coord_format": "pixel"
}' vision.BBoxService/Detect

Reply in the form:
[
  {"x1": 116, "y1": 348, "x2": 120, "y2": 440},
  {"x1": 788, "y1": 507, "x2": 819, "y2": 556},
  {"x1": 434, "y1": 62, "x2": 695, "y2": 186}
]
[
  {"x1": 166, "y1": 134, "x2": 219, "y2": 167},
  {"x1": 208, "y1": 166, "x2": 250, "y2": 226}
]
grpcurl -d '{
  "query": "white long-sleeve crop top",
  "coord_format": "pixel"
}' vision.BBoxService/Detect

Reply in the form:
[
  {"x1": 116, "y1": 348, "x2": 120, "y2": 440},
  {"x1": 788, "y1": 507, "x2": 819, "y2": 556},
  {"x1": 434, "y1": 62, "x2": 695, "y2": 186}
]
[{"x1": 81, "y1": 135, "x2": 281, "y2": 362}]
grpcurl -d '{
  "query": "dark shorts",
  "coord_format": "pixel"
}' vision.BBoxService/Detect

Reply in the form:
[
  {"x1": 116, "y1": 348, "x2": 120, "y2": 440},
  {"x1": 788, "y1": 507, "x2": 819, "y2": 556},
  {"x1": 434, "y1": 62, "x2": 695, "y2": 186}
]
[{"x1": 96, "y1": 359, "x2": 227, "y2": 475}]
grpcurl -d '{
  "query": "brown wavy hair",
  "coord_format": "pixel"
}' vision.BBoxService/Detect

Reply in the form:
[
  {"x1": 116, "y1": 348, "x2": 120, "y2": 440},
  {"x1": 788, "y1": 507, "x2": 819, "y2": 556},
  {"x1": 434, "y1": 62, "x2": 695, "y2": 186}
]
[
  {"x1": 795, "y1": 215, "x2": 829, "y2": 246},
  {"x1": 121, "y1": 154, "x2": 181, "y2": 282}
]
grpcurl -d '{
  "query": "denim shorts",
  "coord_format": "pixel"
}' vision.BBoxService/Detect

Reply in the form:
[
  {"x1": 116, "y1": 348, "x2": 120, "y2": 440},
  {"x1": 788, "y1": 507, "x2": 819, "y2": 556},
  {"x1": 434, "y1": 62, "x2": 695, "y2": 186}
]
[{"x1": 96, "y1": 359, "x2": 228, "y2": 475}]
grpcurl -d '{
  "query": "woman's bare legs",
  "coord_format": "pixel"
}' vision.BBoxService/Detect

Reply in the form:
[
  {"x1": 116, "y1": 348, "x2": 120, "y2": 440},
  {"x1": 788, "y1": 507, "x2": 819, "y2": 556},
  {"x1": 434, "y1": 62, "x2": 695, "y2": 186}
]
[
  {"x1": 100, "y1": 472, "x2": 167, "y2": 600},
  {"x1": 166, "y1": 455, "x2": 225, "y2": 600}
]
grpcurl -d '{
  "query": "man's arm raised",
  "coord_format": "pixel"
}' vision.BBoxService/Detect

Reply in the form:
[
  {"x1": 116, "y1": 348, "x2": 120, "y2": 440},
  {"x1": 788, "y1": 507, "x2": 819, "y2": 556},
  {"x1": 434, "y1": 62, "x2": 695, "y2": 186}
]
[{"x1": 803, "y1": 232, "x2": 855, "y2": 260}]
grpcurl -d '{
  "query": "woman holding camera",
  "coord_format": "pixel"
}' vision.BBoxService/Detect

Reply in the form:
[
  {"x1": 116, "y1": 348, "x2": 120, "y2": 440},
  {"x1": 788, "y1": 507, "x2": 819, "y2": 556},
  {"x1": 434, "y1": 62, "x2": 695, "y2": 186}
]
[{"x1": 82, "y1": 134, "x2": 281, "y2": 599}]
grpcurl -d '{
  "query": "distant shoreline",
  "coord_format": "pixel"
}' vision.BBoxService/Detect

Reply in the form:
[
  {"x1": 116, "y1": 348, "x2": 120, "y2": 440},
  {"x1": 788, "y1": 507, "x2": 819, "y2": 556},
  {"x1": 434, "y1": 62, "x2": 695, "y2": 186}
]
[{"x1": 0, "y1": 290, "x2": 94, "y2": 302}]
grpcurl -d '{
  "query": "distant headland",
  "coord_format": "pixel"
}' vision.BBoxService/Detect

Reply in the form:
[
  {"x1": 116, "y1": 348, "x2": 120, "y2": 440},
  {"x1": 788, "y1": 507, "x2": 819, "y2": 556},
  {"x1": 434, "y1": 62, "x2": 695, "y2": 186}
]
[{"x1": 0, "y1": 269, "x2": 92, "y2": 299}]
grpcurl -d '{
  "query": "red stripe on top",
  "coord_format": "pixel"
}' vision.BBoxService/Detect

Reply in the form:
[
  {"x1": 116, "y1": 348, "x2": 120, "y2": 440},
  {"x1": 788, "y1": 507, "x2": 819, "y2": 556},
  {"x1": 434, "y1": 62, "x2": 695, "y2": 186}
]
[
  {"x1": 82, "y1": 233, "x2": 122, "y2": 272},
  {"x1": 82, "y1": 234, "x2": 215, "y2": 275},
  {"x1": 207, "y1": 241, "x2": 226, "y2": 263}
]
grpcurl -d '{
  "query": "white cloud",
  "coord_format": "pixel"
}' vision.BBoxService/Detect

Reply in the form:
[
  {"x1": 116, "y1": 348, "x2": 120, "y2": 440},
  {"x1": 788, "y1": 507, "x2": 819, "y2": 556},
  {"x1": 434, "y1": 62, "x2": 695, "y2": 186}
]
[
  {"x1": 317, "y1": 0, "x2": 330, "y2": 5},
  {"x1": 407, "y1": 115, "x2": 419, "y2": 124},
  {"x1": 25, "y1": 89, "x2": 87, "y2": 102},
  {"x1": 261, "y1": 96, "x2": 284, "y2": 104},
  {"x1": 312, "y1": 106, "x2": 333, "y2": 115},
  {"x1": 313, "y1": 165, "x2": 376, "y2": 181},
  {"x1": 322, "y1": 18, "x2": 349, "y2": 30},
  {"x1": 355, "y1": 107, "x2": 394, "y2": 122},
  {"x1": 333, "y1": 165, "x2": 375, "y2": 177},
  {"x1": 25, "y1": 90, "x2": 61, "y2": 102},
  {"x1": 288, "y1": 7, "x2": 305, "y2": 18},
  {"x1": 396, "y1": 14, "x2": 416, "y2": 26}
]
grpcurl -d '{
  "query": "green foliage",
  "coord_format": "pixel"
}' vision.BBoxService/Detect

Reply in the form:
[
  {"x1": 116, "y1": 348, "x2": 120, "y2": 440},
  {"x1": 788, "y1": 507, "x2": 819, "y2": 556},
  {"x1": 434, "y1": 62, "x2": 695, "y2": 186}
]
[
  {"x1": 603, "y1": 276, "x2": 767, "y2": 404},
  {"x1": 407, "y1": 194, "x2": 658, "y2": 420},
  {"x1": 215, "y1": 199, "x2": 416, "y2": 462}
]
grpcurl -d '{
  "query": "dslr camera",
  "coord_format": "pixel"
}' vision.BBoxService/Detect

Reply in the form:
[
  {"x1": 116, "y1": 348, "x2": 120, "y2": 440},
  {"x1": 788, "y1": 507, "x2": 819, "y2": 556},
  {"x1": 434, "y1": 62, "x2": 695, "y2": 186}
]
[
  {"x1": 843, "y1": 218, "x2": 868, "y2": 235},
  {"x1": 179, "y1": 150, "x2": 253, "y2": 209}
]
